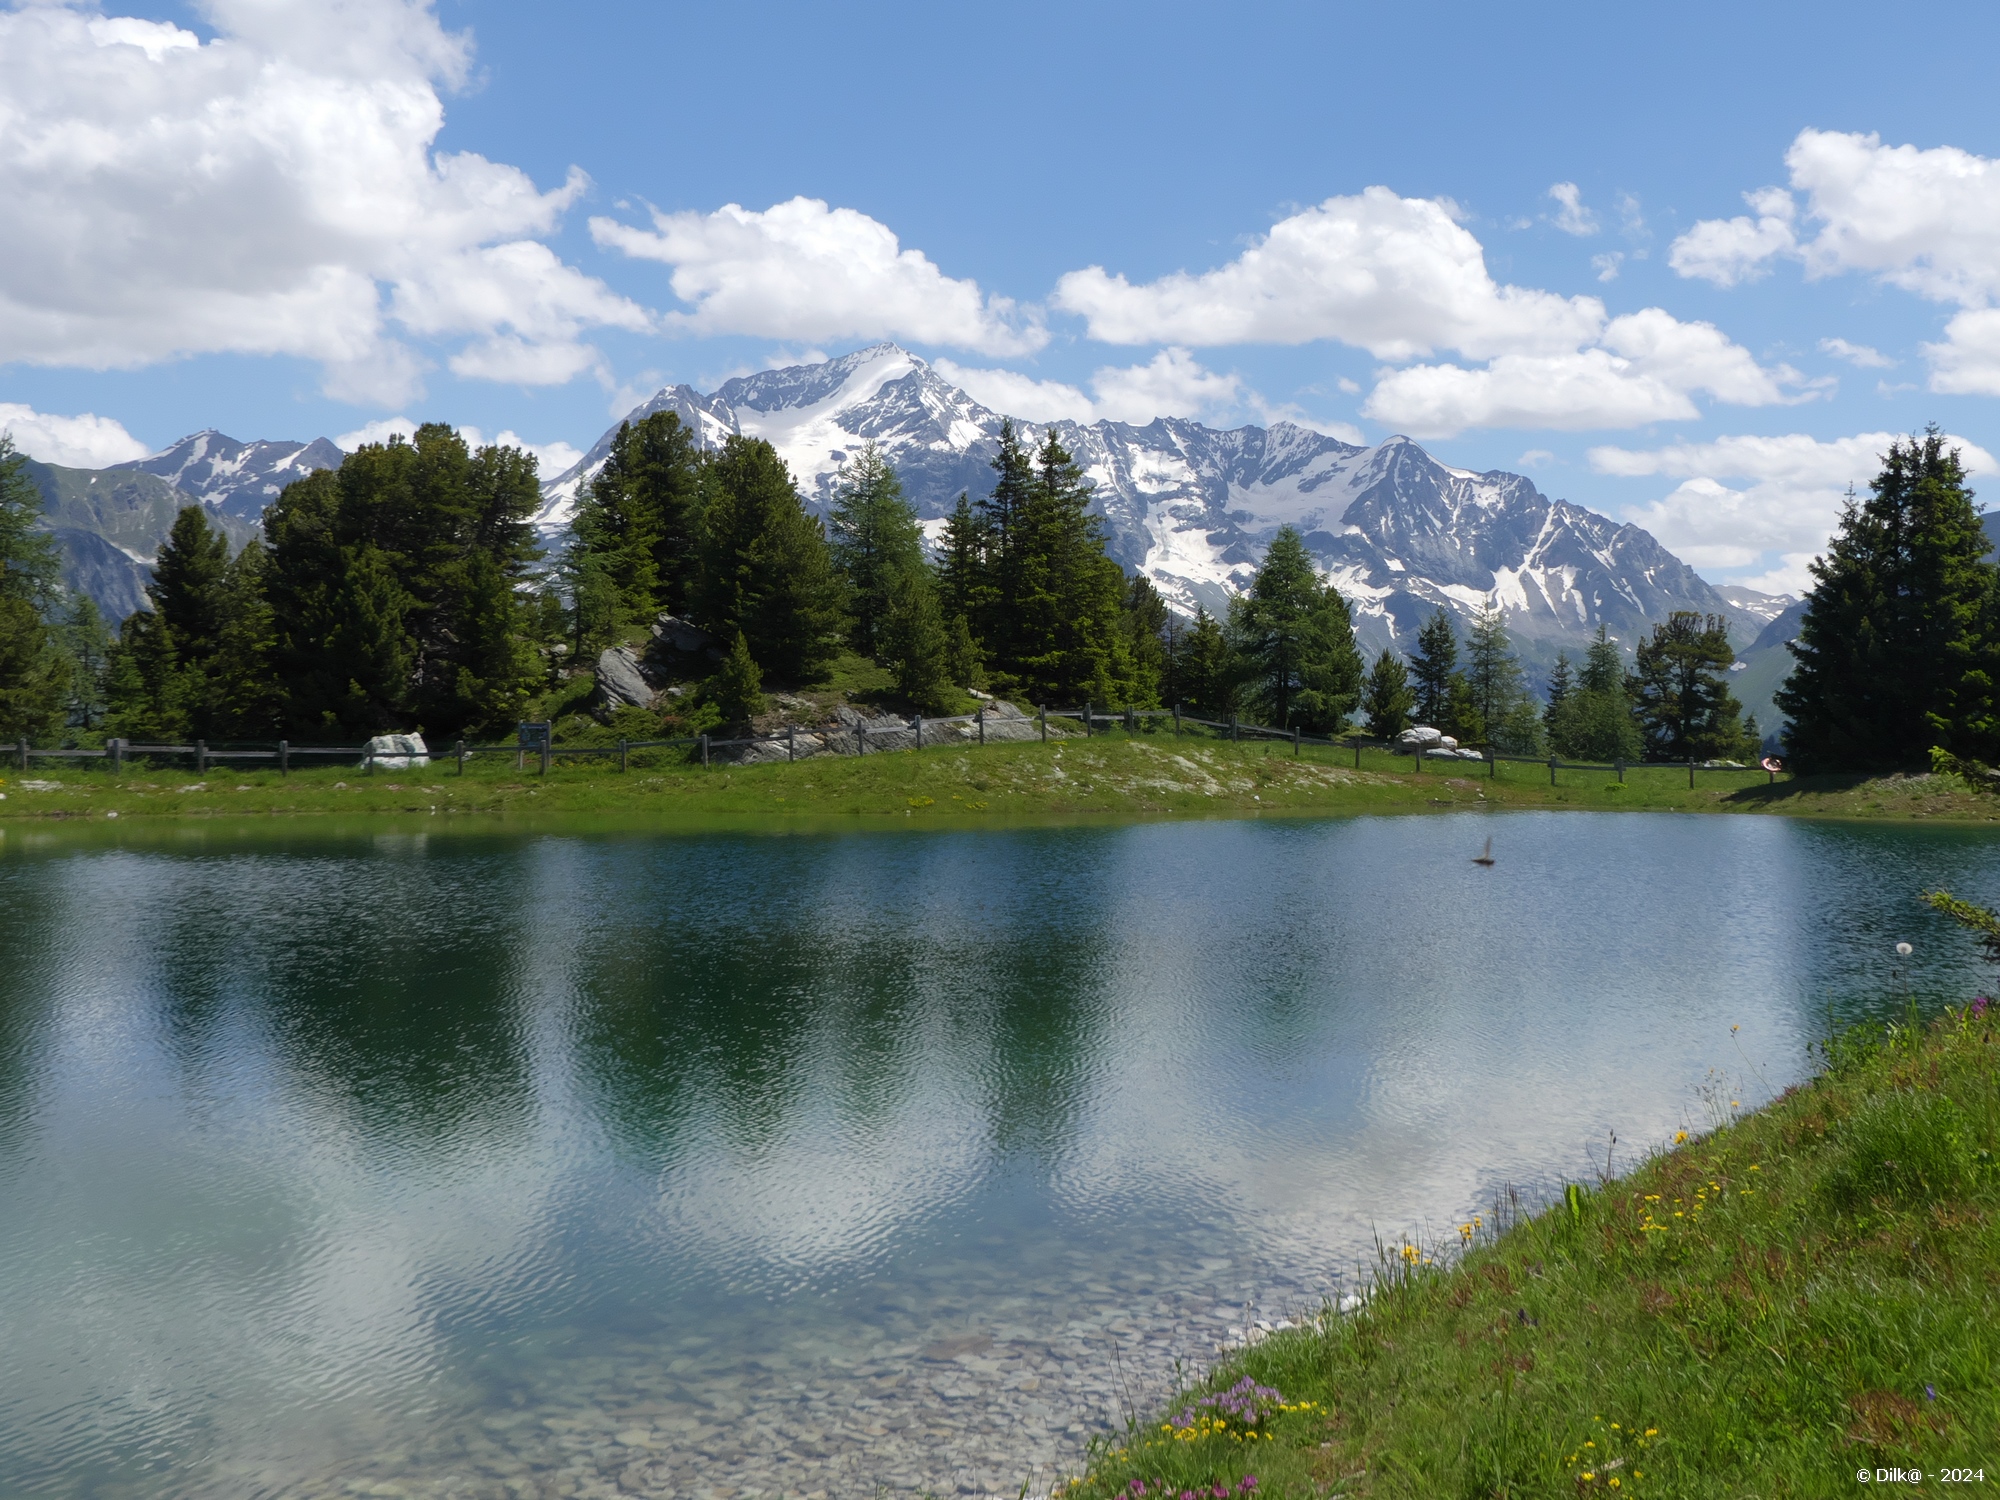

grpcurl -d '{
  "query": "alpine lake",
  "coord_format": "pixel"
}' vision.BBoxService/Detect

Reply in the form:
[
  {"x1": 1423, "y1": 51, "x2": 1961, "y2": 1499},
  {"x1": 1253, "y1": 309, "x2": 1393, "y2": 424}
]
[{"x1": 2, "y1": 810, "x2": 1995, "y2": 1500}]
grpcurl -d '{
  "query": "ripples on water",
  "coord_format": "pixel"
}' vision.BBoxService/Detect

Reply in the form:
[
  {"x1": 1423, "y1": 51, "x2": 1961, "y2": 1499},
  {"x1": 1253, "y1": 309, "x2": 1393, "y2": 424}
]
[{"x1": 1, "y1": 812, "x2": 1995, "y2": 1498}]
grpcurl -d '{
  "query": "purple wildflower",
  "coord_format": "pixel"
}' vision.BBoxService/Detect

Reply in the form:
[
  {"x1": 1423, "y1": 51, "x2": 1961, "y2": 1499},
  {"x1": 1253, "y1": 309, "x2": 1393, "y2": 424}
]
[
  {"x1": 1237, "y1": 1479, "x2": 1259, "y2": 1494},
  {"x1": 1972, "y1": 996, "x2": 1991, "y2": 1019}
]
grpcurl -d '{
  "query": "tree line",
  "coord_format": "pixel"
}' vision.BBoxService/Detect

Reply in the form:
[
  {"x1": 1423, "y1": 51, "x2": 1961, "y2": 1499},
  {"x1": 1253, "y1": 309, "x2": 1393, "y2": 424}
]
[{"x1": 3, "y1": 416, "x2": 1962, "y2": 773}]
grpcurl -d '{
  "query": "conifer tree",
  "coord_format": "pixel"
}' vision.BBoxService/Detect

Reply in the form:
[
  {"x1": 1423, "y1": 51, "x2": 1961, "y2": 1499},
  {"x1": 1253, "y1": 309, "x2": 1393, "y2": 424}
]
[
  {"x1": 944, "y1": 613, "x2": 983, "y2": 689},
  {"x1": 0, "y1": 434, "x2": 61, "y2": 612},
  {"x1": 58, "y1": 593, "x2": 114, "y2": 731},
  {"x1": 693, "y1": 436, "x2": 845, "y2": 683},
  {"x1": 1410, "y1": 609, "x2": 1459, "y2": 728},
  {"x1": 1544, "y1": 652, "x2": 1574, "y2": 722},
  {"x1": 1003, "y1": 431, "x2": 1135, "y2": 705},
  {"x1": 1123, "y1": 575, "x2": 1170, "y2": 708},
  {"x1": 208, "y1": 539, "x2": 280, "y2": 736},
  {"x1": 1776, "y1": 429, "x2": 1995, "y2": 771},
  {"x1": 881, "y1": 565, "x2": 954, "y2": 713},
  {"x1": 0, "y1": 596, "x2": 67, "y2": 741},
  {"x1": 104, "y1": 505, "x2": 234, "y2": 739},
  {"x1": 1361, "y1": 649, "x2": 1415, "y2": 738},
  {"x1": 1548, "y1": 626, "x2": 1642, "y2": 761},
  {"x1": 571, "y1": 411, "x2": 706, "y2": 623},
  {"x1": 1178, "y1": 607, "x2": 1236, "y2": 718},
  {"x1": 704, "y1": 630, "x2": 765, "y2": 726},
  {"x1": 1629, "y1": 612, "x2": 1754, "y2": 761},
  {"x1": 974, "y1": 421, "x2": 1035, "y2": 667},
  {"x1": 1232, "y1": 527, "x2": 1361, "y2": 731},
  {"x1": 827, "y1": 443, "x2": 924, "y2": 659},
  {"x1": 1464, "y1": 607, "x2": 1542, "y2": 752},
  {"x1": 936, "y1": 492, "x2": 991, "y2": 627}
]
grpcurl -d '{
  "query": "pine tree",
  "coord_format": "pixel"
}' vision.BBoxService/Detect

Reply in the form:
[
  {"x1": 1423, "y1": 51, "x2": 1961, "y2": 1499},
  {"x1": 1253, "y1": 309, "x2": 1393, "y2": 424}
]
[
  {"x1": 571, "y1": 412, "x2": 705, "y2": 623},
  {"x1": 1178, "y1": 607, "x2": 1236, "y2": 719},
  {"x1": 1629, "y1": 612, "x2": 1755, "y2": 762},
  {"x1": 704, "y1": 630, "x2": 765, "y2": 726},
  {"x1": 208, "y1": 539, "x2": 280, "y2": 736},
  {"x1": 1548, "y1": 626, "x2": 1642, "y2": 761},
  {"x1": 1410, "y1": 610, "x2": 1459, "y2": 728},
  {"x1": 936, "y1": 492, "x2": 991, "y2": 627},
  {"x1": 974, "y1": 421, "x2": 1035, "y2": 668},
  {"x1": 58, "y1": 593, "x2": 114, "y2": 731},
  {"x1": 1123, "y1": 575, "x2": 1170, "y2": 708},
  {"x1": 693, "y1": 436, "x2": 845, "y2": 683},
  {"x1": 0, "y1": 597, "x2": 68, "y2": 740},
  {"x1": 1545, "y1": 653, "x2": 1574, "y2": 722},
  {"x1": 1776, "y1": 429, "x2": 1995, "y2": 771},
  {"x1": 827, "y1": 443, "x2": 924, "y2": 660},
  {"x1": 1361, "y1": 649, "x2": 1415, "y2": 738},
  {"x1": 1004, "y1": 431, "x2": 1135, "y2": 705},
  {"x1": 564, "y1": 546, "x2": 625, "y2": 665},
  {"x1": 1232, "y1": 528, "x2": 1363, "y2": 733},
  {"x1": 944, "y1": 614, "x2": 983, "y2": 689},
  {"x1": 881, "y1": 565, "x2": 954, "y2": 713},
  {"x1": 0, "y1": 434, "x2": 61, "y2": 612}
]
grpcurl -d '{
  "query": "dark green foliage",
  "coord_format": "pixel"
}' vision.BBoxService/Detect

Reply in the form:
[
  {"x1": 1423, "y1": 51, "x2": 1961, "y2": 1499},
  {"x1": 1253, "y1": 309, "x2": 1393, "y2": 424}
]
[
  {"x1": 1629, "y1": 611, "x2": 1755, "y2": 761},
  {"x1": 208, "y1": 539, "x2": 280, "y2": 736},
  {"x1": 1778, "y1": 429, "x2": 1995, "y2": 772},
  {"x1": 0, "y1": 434, "x2": 61, "y2": 611},
  {"x1": 703, "y1": 630, "x2": 764, "y2": 727},
  {"x1": 936, "y1": 493, "x2": 991, "y2": 626},
  {"x1": 569, "y1": 411, "x2": 705, "y2": 623},
  {"x1": 693, "y1": 436, "x2": 845, "y2": 684},
  {"x1": 1409, "y1": 609, "x2": 1459, "y2": 729},
  {"x1": 1361, "y1": 648, "x2": 1414, "y2": 738},
  {"x1": 1548, "y1": 625, "x2": 1642, "y2": 761},
  {"x1": 564, "y1": 547, "x2": 625, "y2": 665},
  {"x1": 880, "y1": 565, "x2": 954, "y2": 713},
  {"x1": 0, "y1": 594, "x2": 68, "y2": 740},
  {"x1": 150, "y1": 505, "x2": 231, "y2": 669},
  {"x1": 1123, "y1": 575, "x2": 1170, "y2": 708},
  {"x1": 261, "y1": 426, "x2": 545, "y2": 738},
  {"x1": 1464, "y1": 608, "x2": 1542, "y2": 752},
  {"x1": 827, "y1": 443, "x2": 923, "y2": 660},
  {"x1": 1230, "y1": 527, "x2": 1362, "y2": 732},
  {"x1": 58, "y1": 592, "x2": 114, "y2": 730},
  {"x1": 1176, "y1": 607, "x2": 1236, "y2": 719},
  {"x1": 972, "y1": 420, "x2": 1034, "y2": 665},
  {"x1": 997, "y1": 431, "x2": 1138, "y2": 705},
  {"x1": 1922, "y1": 886, "x2": 2000, "y2": 967},
  {"x1": 944, "y1": 614, "x2": 983, "y2": 690}
]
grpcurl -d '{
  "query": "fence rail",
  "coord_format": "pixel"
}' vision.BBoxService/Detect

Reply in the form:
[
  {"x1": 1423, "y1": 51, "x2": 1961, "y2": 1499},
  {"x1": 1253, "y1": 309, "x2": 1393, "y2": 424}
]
[{"x1": 9, "y1": 709, "x2": 1782, "y2": 787}]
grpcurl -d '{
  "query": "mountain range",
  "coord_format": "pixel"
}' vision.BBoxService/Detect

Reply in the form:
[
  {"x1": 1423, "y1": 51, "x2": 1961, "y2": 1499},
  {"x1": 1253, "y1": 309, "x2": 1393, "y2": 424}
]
[{"x1": 15, "y1": 345, "x2": 1800, "y2": 729}]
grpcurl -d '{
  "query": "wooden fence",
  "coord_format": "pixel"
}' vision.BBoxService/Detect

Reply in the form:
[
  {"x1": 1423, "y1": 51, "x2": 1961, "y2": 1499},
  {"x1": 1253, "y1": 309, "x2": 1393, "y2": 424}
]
[{"x1": 9, "y1": 706, "x2": 1780, "y2": 787}]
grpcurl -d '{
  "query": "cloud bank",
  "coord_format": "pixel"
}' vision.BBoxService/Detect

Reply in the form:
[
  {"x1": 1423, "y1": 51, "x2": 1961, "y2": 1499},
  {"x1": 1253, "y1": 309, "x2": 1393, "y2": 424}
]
[
  {"x1": 0, "y1": 0, "x2": 646, "y2": 404},
  {"x1": 0, "y1": 403, "x2": 151, "y2": 468}
]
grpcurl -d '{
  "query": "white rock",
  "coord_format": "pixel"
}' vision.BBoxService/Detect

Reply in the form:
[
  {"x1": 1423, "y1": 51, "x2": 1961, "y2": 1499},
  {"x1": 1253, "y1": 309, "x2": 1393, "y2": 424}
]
[
  {"x1": 1397, "y1": 725, "x2": 1444, "y2": 746},
  {"x1": 362, "y1": 733, "x2": 429, "y2": 769}
]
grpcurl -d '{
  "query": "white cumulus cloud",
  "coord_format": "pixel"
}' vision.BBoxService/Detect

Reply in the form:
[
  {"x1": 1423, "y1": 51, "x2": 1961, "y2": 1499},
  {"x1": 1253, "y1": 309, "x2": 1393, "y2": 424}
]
[
  {"x1": 1547, "y1": 183, "x2": 1600, "y2": 237},
  {"x1": 1051, "y1": 187, "x2": 1798, "y2": 437},
  {"x1": 1589, "y1": 429, "x2": 1996, "y2": 591},
  {"x1": 1053, "y1": 187, "x2": 1604, "y2": 360},
  {"x1": 1667, "y1": 188, "x2": 1798, "y2": 287},
  {"x1": 1819, "y1": 337, "x2": 1893, "y2": 368},
  {"x1": 0, "y1": 403, "x2": 150, "y2": 467},
  {"x1": 592, "y1": 197, "x2": 1045, "y2": 358},
  {"x1": 0, "y1": 0, "x2": 647, "y2": 404}
]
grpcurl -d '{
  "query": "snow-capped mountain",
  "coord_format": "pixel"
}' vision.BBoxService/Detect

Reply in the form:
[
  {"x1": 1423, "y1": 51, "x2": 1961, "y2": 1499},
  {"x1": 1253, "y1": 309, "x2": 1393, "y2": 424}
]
[
  {"x1": 543, "y1": 344, "x2": 1742, "y2": 676},
  {"x1": 113, "y1": 430, "x2": 344, "y2": 523}
]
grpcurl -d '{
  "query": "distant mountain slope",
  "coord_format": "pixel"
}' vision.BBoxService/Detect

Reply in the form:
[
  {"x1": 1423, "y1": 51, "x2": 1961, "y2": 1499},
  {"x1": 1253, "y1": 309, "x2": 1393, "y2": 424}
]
[
  {"x1": 542, "y1": 344, "x2": 1752, "y2": 682},
  {"x1": 113, "y1": 430, "x2": 342, "y2": 523}
]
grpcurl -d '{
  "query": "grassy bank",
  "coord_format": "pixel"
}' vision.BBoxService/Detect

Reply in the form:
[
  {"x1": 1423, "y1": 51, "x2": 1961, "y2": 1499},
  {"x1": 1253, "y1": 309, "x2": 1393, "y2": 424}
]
[
  {"x1": 2, "y1": 733, "x2": 1999, "y2": 827},
  {"x1": 1062, "y1": 1004, "x2": 1998, "y2": 1499}
]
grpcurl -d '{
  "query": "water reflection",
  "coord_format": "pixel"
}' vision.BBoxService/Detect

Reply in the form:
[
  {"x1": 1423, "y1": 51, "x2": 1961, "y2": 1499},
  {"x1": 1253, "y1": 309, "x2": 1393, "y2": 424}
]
[{"x1": 1, "y1": 812, "x2": 1996, "y2": 1499}]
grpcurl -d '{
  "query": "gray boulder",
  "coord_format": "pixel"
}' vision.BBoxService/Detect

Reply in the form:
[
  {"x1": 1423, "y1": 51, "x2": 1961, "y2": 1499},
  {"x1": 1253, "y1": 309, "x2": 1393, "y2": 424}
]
[{"x1": 595, "y1": 646, "x2": 658, "y2": 710}]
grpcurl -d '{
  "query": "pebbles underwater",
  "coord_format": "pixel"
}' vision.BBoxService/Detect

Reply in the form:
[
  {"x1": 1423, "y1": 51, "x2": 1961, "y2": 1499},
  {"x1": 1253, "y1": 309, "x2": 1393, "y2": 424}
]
[{"x1": 311, "y1": 1239, "x2": 1336, "y2": 1500}]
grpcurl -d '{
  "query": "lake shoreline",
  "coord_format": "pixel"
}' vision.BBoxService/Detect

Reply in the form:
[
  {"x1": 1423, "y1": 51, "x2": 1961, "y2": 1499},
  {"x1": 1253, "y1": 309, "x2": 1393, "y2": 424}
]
[{"x1": 3, "y1": 736, "x2": 1997, "y2": 831}]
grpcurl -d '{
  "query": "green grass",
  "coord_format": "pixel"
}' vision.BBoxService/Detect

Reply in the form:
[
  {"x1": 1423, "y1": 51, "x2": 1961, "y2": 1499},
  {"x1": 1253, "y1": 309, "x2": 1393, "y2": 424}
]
[
  {"x1": 2, "y1": 730, "x2": 1998, "y2": 828},
  {"x1": 1059, "y1": 1004, "x2": 2000, "y2": 1500}
]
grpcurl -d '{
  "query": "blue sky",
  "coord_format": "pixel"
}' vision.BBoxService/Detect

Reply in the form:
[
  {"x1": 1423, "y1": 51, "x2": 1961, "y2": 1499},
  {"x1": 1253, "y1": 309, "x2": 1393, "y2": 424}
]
[{"x1": 5, "y1": 0, "x2": 2000, "y2": 591}]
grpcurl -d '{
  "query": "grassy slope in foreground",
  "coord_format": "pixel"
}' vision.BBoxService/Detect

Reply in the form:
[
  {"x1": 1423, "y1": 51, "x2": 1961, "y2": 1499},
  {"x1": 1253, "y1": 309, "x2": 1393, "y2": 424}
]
[
  {"x1": 2, "y1": 737, "x2": 1999, "y2": 825},
  {"x1": 1062, "y1": 1007, "x2": 1999, "y2": 1500}
]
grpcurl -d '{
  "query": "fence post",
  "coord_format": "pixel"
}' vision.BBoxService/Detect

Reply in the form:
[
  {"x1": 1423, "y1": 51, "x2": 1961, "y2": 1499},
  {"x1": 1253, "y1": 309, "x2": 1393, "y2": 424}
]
[
  {"x1": 455, "y1": 739, "x2": 465, "y2": 776},
  {"x1": 540, "y1": 737, "x2": 550, "y2": 777},
  {"x1": 1173, "y1": 702, "x2": 1181, "y2": 737},
  {"x1": 1413, "y1": 743, "x2": 1421, "y2": 774},
  {"x1": 1229, "y1": 714, "x2": 1238, "y2": 743},
  {"x1": 110, "y1": 737, "x2": 125, "y2": 776},
  {"x1": 977, "y1": 708, "x2": 985, "y2": 746},
  {"x1": 1615, "y1": 758, "x2": 1624, "y2": 783},
  {"x1": 1688, "y1": 759, "x2": 1695, "y2": 790},
  {"x1": 788, "y1": 723, "x2": 797, "y2": 762},
  {"x1": 1127, "y1": 707, "x2": 1136, "y2": 735},
  {"x1": 1083, "y1": 702, "x2": 1091, "y2": 738},
  {"x1": 15, "y1": 738, "x2": 23, "y2": 771},
  {"x1": 196, "y1": 739, "x2": 208, "y2": 775},
  {"x1": 279, "y1": 739, "x2": 289, "y2": 777},
  {"x1": 1039, "y1": 705, "x2": 1047, "y2": 743},
  {"x1": 619, "y1": 738, "x2": 629, "y2": 773},
  {"x1": 701, "y1": 733, "x2": 710, "y2": 767},
  {"x1": 1354, "y1": 739, "x2": 1361, "y2": 770},
  {"x1": 914, "y1": 713, "x2": 923, "y2": 751},
  {"x1": 1488, "y1": 749, "x2": 1496, "y2": 779},
  {"x1": 366, "y1": 751, "x2": 374, "y2": 776},
  {"x1": 1293, "y1": 726, "x2": 1300, "y2": 757},
  {"x1": 1549, "y1": 756, "x2": 1558, "y2": 787},
  {"x1": 857, "y1": 721, "x2": 866, "y2": 755}
]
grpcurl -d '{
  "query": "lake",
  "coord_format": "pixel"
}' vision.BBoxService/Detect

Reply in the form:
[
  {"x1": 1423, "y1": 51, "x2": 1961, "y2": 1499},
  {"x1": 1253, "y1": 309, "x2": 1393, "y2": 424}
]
[{"x1": 1, "y1": 811, "x2": 1994, "y2": 1499}]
